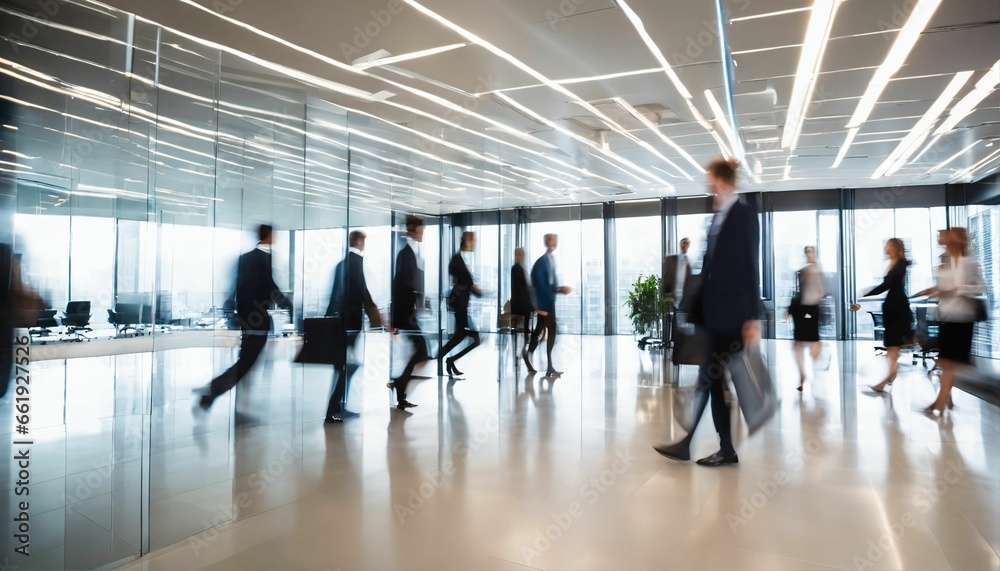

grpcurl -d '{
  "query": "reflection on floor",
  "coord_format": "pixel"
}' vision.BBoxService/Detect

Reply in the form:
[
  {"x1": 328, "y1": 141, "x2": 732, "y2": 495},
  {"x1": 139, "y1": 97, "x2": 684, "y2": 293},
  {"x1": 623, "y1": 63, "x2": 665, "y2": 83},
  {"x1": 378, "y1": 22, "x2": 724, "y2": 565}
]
[{"x1": 1, "y1": 334, "x2": 998, "y2": 570}]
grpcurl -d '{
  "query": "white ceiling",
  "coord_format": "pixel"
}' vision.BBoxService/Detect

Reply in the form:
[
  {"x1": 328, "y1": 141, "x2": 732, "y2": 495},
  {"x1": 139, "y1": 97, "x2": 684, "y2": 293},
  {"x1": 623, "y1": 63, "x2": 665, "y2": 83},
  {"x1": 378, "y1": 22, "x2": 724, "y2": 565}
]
[{"x1": 5, "y1": 0, "x2": 1000, "y2": 216}]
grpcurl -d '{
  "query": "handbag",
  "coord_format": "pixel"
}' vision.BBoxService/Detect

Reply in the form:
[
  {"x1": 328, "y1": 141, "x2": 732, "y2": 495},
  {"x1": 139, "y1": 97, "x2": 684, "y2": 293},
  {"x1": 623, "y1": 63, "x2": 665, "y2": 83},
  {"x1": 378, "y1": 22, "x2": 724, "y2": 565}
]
[
  {"x1": 728, "y1": 342, "x2": 779, "y2": 435},
  {"x1": 294, "y1": 316, "x2": 346, "y2": 366},
  {"x1": 671, "y1": 312, "x2": 712, "y2": 366},
  {"x1": 970, "y1": 296, "x2": 988, "y2": 322}
]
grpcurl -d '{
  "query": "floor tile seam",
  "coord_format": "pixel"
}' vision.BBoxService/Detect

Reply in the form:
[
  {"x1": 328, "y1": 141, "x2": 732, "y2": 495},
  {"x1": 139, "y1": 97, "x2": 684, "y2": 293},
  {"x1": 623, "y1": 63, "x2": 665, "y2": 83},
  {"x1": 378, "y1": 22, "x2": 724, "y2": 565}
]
[
  {"x1": 724, "y1": 543, "x2": 852, "y2": 570},
  {"x1": 671, "y1": 473, "x2": 720, "y2": 551},
  {"x1": 937, "y1": 464, "x2": 1000, "y2": 559},
  {"x1": 476, "y1": 554, "x2": 544, "y2": 571}
]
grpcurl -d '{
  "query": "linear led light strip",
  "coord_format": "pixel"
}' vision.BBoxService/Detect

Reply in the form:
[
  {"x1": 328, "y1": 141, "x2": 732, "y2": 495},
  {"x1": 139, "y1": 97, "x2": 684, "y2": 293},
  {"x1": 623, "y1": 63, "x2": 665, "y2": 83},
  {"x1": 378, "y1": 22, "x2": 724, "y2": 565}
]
[
  {"x1": 951, "y1": 147, "x2": 1000, "y2": 182},
  {"x1": 873, "y1": 71, "x2": 973, "y2": 178},
  {"x1": 908, "y1": 61, "x2": 998, "y2": 166},
  {"x1": 493, "y1": 92, "x2": 657, "y2": 187},
  {"x1": 926, "y1": 140, "x2": 979, "y2": 174},
  {"x1": 616, "y1": 0, "x2": 731, "y2": 158},
  {"x1": 781, "y1": 0, "x2": 842, "y2": 151},
  {"x1": 120, "y1": 1, "x2": 594, "y2": 191},
  {"x1": 614, "y1": 97, "x2": 697, "y2": 179},
  {"x1": 479, "y1": 67, "x2": 668, "y2": 96},
  {"x1": 834, "y1": 0, "x2": 942, "y2": 167},
  {"x1": 353, "y1": 43, "x2": 469, "y2": 70},
  {"x1": 932, "y1": 60, "x2": 1000, "y2": 136},
  {"x1": 401, "y1": 0, "x2": 671, "y2": 187},
  {"x1": 167, "y1": 0, "x2": 560, "y2": 155}
]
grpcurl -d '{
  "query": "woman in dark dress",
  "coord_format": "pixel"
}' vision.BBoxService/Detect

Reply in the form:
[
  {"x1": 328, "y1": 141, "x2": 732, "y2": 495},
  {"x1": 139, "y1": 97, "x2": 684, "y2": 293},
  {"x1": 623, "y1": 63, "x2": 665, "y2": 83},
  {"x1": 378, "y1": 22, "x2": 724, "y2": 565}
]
[
  {"x1": 438, "y1": 231, "x2": 482, "y2": 378},
  {"x1": 510, "y1": 247, "x2": 535, "y2": 372},
  {"x1": 850, "y1": 238, "x2": 913, "y2": 393}
]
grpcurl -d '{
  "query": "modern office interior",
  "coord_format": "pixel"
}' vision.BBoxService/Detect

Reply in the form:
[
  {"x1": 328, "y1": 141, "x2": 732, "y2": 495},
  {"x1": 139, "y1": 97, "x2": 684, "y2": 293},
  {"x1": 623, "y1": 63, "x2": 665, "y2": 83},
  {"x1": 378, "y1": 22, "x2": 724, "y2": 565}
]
[{"x1": 1, "y1": 0, "x2": 999, "y2": 569}]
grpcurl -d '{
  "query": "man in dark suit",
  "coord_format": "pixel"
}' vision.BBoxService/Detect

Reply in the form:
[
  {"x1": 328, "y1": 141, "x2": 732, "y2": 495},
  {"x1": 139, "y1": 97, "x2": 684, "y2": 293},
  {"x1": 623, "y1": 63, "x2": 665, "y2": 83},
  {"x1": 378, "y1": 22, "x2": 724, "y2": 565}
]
[
  {"x1": 388, "y1": 216, "x2": 428, "y2": 410},
  {"x1": 527, "y1": 234, "x2": 571, "y2": 377},
  {"x1": 655, "y1": 159, "x2": 760, "y2": 467},
  {"x1": 324, "y1": 230, "x2": 380, "y2": 423},
  {"x1": 662, "y1": 237, "x2": 693, "y2": 305},
  {"x1": 200, "y1": 224, "x2": 292, "y2": 410}
]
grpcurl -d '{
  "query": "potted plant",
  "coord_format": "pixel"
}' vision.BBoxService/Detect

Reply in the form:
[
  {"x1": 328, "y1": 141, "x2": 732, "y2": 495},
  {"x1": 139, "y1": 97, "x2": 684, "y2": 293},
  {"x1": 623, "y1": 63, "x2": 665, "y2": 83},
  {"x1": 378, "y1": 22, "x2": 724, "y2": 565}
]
[{"x1": 623, "y1": 274, "x2": 672, "y2": 350}]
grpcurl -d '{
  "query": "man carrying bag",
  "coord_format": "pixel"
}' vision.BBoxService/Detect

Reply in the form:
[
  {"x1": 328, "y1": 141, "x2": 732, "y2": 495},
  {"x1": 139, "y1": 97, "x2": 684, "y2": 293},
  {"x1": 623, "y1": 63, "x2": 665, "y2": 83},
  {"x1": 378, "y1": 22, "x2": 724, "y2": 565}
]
[{"x1": 655, "y1": 158, "x2": 776, "y2": 467}]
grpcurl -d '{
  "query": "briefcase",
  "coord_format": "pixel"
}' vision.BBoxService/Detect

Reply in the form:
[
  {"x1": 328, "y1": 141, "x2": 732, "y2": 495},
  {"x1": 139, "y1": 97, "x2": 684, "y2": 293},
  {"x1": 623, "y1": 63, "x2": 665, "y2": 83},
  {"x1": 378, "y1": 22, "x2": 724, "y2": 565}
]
[
  {"x1": 729, "y1": 342, "x2": 779, "y2": 434},
  {"x1": 294, "y1": 316, "x2": 345, "y2": 366},
  {"x1": 671, "y1": 313, "x2": 712, "y2": 366}
]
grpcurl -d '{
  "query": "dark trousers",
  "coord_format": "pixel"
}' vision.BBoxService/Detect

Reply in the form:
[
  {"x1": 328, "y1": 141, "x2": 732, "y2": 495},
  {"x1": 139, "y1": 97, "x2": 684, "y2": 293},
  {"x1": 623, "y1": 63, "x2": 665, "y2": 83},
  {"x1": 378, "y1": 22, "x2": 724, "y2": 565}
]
[
  {"x1": 208, "y1": 331, "x2": 268, "y2": 400},
  {"x1": 513, "y1": 313, "x2": 532, "y2": 350},
  {"x1": 528, "y1": 311, "x2": 557, "y2": 370},
  {"x1": 438, "y1": 306, "x2": 480, "y2": 363},
  {"x1": 326, "y1": 330, "x2": 360, "y2": 417},
  {"x1": 682, "y1": 333, "x2": 741, "y2": 454},
  {"x1": 394, "y1": 325, "x2": 428, "y2": 403}
]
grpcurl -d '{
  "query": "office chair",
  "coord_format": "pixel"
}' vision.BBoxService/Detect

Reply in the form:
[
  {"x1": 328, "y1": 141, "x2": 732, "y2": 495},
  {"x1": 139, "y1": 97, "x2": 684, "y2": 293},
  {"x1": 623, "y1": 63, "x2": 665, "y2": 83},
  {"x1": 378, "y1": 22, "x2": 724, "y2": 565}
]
[
  {"x1": 108, "y1": 303, "x2": 142, "y2": 336},
  {"x1": 868, "y1": 312, "x2": 887, "y2": 355},
  {"x1": 62, "y1": 301, "x2": 92, "y2": 335},
  {"x1": 28, "y1": 308, "x2": 59, "y2": 340}
]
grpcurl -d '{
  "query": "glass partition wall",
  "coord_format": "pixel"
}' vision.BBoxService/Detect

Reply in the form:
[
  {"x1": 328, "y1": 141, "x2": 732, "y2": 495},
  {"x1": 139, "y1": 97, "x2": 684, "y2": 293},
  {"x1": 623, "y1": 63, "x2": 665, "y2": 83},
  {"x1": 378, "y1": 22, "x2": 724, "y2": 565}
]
[{"x1": 1, "y1": 2, "x2": 999, "y2": 570}]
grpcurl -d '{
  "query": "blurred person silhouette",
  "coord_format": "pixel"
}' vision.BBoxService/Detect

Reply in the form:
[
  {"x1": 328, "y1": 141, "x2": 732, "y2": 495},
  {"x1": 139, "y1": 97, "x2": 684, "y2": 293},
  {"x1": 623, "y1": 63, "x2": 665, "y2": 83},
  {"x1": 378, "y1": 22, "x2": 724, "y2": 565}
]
[
  {"x1": 786, "y1": 245, "x2": 826, "y2": 391},
  {"x1": 324, "y1": 230, "x2": 380, "y2": 423},
  {"x1": 850, "y1": 238, "x2": 912, "y2": 394},
  {"x1": 654, "y1": 157, "x2": 760, "y2": 467},
  {"x1": 662, "y1": 237, "x2": 693, "y2": 307},
  {"x1": 510, "y1": 247, "x2": 535, "y2": 372},
  {"x1": 913, "y1": 228, "x2": 985, "y2": 416},
  {"x1": 199, "y1": 224, "x2": 292, "y2": 410},
  {"x1": 527, "y1": 234, "x2": 571, "y2": 377},
  {"x1": 437, "y1": 231, "x2": 482, "y2": 379},
  {"x1": 387, "y1": 215, "x2": 428, "y2": 410},
  {"x1": 1, "y1": 245, "x2": 43, "y2": 398}
]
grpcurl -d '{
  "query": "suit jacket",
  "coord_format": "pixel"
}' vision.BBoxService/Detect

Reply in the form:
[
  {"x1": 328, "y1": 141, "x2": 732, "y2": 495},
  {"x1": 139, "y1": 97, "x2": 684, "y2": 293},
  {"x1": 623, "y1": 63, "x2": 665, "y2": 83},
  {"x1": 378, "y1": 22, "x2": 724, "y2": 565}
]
[
  {"x1": 531, "y1": 252, "x2": 559, "y2": 313},
  {"x1": 698, "y1": 199, "x2": 761, "y2": 336},
  {"x1": 235, "y1": 247, "x2": 292, "y2": 332},
  {"x1": 662, "y1": 254, "x2": 693, "y2": 302},
  {"x1": 510, "y1": 263, "x2": 533, "y2": 316},
  {"x1": 392, "y1": 242, "x2": 423, "y2": 329},
  {"x1": 448, "y1": 252, "x2": 474, "y2": 309},
  {"x1": 326, "y1": 251, "x2": 375, "y2": 332}
]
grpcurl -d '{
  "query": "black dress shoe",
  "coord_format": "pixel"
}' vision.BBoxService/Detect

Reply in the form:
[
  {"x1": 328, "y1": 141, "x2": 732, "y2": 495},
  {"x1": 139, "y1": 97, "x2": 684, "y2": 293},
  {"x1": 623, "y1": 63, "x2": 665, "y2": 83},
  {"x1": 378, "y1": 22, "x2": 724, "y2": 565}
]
[
  {"x1": 653, "y1": 441, "x2": 691, "y2": 462},
  {"x1": 324, "y1": 416, "x2": 343, "y2": 424},
  {"x1": 695, "y1": 450, "x2": 739, "y2": 467}
]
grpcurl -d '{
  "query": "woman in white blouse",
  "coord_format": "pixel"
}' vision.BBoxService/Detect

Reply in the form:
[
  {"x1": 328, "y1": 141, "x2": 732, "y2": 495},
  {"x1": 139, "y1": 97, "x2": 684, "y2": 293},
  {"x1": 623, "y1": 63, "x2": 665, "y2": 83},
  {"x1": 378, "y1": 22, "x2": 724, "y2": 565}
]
[
  {"x1": 914, "y1": 227, "x2": 985, "y2": 416},
  {"x1": 786, "y1": 246, "x2": 825, "y2": 390}
]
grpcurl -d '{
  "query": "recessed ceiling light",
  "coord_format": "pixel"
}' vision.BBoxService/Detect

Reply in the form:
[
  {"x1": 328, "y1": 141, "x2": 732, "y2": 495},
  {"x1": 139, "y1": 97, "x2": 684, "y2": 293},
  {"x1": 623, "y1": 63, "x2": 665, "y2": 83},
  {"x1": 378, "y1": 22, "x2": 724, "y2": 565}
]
[
  {"x1": 782, "y1": 0, "x2": 842, "y2": 151},
  {"x1": 932, "y1": 60, "x2": 1000, "y2": 136}
]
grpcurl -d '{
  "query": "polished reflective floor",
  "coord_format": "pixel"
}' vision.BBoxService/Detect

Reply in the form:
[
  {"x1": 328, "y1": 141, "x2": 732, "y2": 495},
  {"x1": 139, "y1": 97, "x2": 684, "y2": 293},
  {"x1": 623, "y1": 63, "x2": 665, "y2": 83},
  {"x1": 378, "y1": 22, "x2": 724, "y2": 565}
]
[{"x1": 2, "y1": 334, "x2": 998, "y2": 570}]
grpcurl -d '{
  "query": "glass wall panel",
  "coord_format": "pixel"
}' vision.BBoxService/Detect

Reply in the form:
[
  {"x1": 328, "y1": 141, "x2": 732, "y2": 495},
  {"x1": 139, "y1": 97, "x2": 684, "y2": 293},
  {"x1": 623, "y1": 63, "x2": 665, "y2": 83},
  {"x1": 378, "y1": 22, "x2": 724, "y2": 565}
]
[
  {"x1": 773, "y1": 210, "x2": 839, "y2": 340},
  {"x1": 968, "y1": 204, "x2": 999, "y2": 359},
  {"x1": 615, "y1": 213, "x2": 662, "y2": 335},
  {"x1": 853, "y1": 207, "x2": 946, "y2": 338}
]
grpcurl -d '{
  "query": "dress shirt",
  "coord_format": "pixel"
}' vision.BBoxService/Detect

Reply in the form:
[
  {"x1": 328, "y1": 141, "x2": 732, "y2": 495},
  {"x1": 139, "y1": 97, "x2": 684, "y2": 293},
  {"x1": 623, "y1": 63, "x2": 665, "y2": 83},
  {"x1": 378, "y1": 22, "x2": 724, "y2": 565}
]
[
  {"x1": 256, "y1": 243, "x2": 271, "y2": 254},
  {"x1": 349, "y1": 247, "x2": 363, "y2": 257},
  {"x1": 675, "y1": 254, "x2": 688, "y2": 300},
  {"x1": 405, "y1": 237, "x2": 424, "y2": 269}
]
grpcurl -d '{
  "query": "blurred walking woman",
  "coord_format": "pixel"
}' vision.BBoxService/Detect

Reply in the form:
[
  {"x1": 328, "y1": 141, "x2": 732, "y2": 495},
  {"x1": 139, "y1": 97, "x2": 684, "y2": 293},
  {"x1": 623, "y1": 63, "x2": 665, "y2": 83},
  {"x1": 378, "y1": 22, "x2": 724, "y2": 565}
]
[
  {"x1": 787, "y1": 246, "x2": 825, "y2": 390},
  {"x1": 850, "y1": 238, "x2": 912, "y2": 393},
  {"x1": 916, "y1": 228, "x2": 985, "y2": 415},
  {"x1": 438, "y1": 231, "x2": 482, "y2": 378}
]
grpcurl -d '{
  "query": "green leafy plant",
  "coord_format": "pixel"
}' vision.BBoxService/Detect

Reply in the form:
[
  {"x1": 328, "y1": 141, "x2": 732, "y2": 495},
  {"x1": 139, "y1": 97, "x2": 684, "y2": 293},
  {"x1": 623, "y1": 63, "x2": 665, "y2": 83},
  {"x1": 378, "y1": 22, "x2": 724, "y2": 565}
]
[{"x1": 623, "y1": 274, "x2": 672, "y2": 338}]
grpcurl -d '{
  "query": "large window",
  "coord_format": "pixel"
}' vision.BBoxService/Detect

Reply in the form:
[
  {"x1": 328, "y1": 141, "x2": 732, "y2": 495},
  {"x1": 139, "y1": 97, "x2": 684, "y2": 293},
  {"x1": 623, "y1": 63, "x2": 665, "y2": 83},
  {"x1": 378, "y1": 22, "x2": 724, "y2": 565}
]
[
  {"x1": 969, "y1": 204, "x2": 999, "y2": 358},
  {"x1": 853, "y1": 207, "x2": 946, "y2": 338},
  {"x1": 528, "y1": 218, "x2": 583, "y2": 334},
  {"x1": 615, "y1": 215, "x2": 662, "y2": 334},
  {"x1": 773, "y1": 210, "x2": 839, "y2": 339}
]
